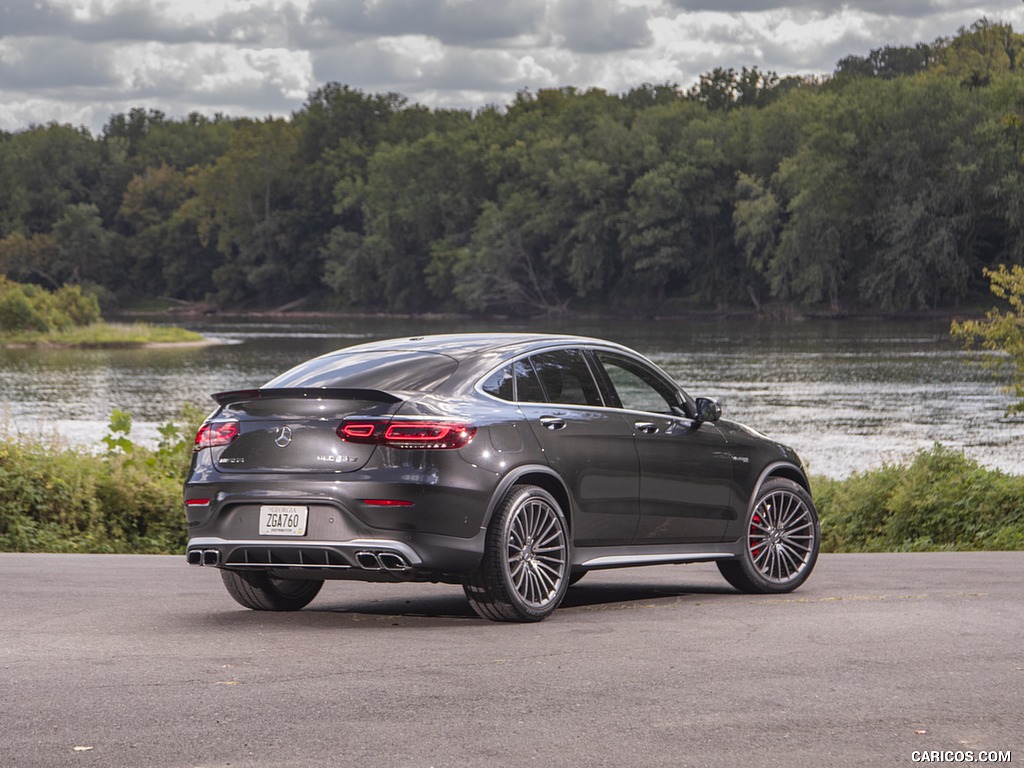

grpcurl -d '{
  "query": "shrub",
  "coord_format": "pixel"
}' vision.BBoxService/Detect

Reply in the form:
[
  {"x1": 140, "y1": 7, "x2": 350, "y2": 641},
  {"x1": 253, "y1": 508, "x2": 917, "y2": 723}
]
[
  {"x1": 814, "y1": 444, "x2": 1024, "y2": 552},
  {"x1": 0, "y1": 407, "x2": 203, "y2": 554},
  {"x1": 0, "y1": 276, "x2": 101, "y2": 333},
  {"x1": 0, "y1": 284, "x2": 48, "y2": 332}
]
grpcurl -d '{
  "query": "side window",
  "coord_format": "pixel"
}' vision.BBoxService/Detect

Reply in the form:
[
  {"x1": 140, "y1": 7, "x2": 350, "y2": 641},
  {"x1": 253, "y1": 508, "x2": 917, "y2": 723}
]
[
  {"x1": 527, "y1": 349, "x2": 603, "y2": 407},
  {"x1": 481, "y1": 364, "x2": 514, "y2": 401},
  {"x1": 595, "y1": 352, "x2": 679, "y2": 414}
]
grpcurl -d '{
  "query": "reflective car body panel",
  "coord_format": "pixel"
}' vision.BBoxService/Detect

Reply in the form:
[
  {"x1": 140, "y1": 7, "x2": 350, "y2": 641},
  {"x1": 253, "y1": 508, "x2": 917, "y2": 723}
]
[
  {"x1": 629, "y1": 414, "x2": 733, "y2": 544},
  {"x1": 184, "y1": 333, "x2": 818, "y2": 618}
]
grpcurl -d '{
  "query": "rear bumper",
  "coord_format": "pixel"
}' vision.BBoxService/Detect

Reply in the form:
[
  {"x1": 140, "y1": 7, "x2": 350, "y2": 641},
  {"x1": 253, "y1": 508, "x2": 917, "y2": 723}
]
[
  {"x1": 184, "y1": 460, "x2": 498, "y2": 579},
  {"x1": 185, "y1": 528, "x2": 486, "y2": 581}
]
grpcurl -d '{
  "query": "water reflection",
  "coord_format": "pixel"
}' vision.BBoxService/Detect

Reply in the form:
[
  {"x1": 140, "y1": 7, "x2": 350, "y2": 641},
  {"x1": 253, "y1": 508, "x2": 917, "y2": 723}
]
[{"x1": 1, "y1": 316, "x2": 1020, "y2": 478}]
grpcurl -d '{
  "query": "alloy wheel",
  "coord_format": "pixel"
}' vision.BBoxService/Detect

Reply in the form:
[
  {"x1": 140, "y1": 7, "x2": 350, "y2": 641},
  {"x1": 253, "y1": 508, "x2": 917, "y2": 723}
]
[
  {"x1": 747, "y1": 487, "x2": 816, "y2": 584},
  {"x1": 504, "y1": 494, "x2": 568, "y2": 608}
]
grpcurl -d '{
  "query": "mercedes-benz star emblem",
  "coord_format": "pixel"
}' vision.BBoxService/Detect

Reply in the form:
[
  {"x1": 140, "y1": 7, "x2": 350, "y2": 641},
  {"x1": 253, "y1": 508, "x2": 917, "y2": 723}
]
[{"x1": 274, "y1": 426, "x2": 293, "y2": 448}]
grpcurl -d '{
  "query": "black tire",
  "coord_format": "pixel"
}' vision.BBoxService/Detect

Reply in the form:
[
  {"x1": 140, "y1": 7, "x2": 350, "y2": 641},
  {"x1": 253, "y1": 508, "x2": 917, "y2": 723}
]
[
  {"x1": 717, "y1": 477, "x2": 820, "y2": 594},
  {"x1": 220, "y1": 569, "x2": 323, "y2": 611},
  {"x1": 463, "y1": 484, "x2": 571, "y2": 622},
  {"x1": 567, "y1": 570, "x2": 587, "y2": 586}
]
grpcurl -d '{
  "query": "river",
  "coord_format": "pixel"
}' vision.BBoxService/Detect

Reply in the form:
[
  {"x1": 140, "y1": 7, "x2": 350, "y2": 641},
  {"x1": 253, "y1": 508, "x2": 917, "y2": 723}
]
[{"x1": 1, "y1": 315, "x2": 1020, "y2": 478}]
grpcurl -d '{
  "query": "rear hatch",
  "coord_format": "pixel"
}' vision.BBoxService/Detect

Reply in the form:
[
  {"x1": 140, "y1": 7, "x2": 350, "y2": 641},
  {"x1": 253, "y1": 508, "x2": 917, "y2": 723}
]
[{"x1": 209, "y1": 388, "x2": 402, "y2": 474}]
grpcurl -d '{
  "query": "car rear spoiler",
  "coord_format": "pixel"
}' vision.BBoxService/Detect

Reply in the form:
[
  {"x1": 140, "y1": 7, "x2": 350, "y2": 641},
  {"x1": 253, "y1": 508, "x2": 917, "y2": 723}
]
[{"x1": 211, "y1": 388, "x2": 403, "y2": 407}]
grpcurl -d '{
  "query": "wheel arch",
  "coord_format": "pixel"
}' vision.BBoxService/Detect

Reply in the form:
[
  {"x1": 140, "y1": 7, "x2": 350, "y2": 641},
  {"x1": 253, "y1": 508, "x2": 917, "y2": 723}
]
[
  {"x1": 482, "y1": 464, "x2": 574, "y2": 535},
  {"x1": 747, "y1": 461, "x2": 811, "y2": 512}
]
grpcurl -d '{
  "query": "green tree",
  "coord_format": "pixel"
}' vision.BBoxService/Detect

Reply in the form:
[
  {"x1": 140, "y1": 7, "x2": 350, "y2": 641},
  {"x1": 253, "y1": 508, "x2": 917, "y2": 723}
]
[
  {"x1": 834, "y1": 43, "x2": 937, "y2": 81},
  {"x1": 0, "y1": 124, "x2": 101, "y2": 237},
  {"x1": 51, "y1": 203, "x2": 115, "y2": 286},
  {"x1": 952, "y1": 264, "x2": 1024, "y2": 414},
  {"x1": 118, "y1": 164, "x2": 217, "y2": 299},
  {"x1": 934, "y1": 18, "x2": 1024, "y2": 88},
  {"x1": 0, "y1": 232, "x2": 59, "y2": 287},
  {"x1": 686, "y1": 67, "x2": 782, "y2": 111},
  {"x1": 858, "y1": 76, "x2": 984, "y2": 310},
  {"x1": 323, "y1": 126, "x2": 491, "y2": 311},
  {"x1": 191, "y1": 119, "x2": 304, "y2": 304},
  {"x1": 621, "y1": 125, "x2": 739, "y2": 306}
]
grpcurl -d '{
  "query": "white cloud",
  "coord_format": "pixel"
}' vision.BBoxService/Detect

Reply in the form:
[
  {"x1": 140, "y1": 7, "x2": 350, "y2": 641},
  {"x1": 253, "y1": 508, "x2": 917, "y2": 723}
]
[{"x1": 2, "y1": 0, "x2": 1024, "y2": 133}]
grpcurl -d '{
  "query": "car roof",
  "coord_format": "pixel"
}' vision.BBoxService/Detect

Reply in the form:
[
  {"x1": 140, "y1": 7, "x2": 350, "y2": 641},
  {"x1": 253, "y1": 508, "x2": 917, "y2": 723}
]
[
  {"x1": 269, "y1": 333, "x2": 653, "y2": 395},
  {"x1": 334, "y1": 333, "x2": 626, "y2": 361}
]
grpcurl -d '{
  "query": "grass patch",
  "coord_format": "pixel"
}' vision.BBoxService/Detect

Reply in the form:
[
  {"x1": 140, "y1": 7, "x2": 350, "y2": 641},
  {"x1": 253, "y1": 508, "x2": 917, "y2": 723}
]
[{"x1": 2, "y1": 321, "x2": 205, "y2": 348}]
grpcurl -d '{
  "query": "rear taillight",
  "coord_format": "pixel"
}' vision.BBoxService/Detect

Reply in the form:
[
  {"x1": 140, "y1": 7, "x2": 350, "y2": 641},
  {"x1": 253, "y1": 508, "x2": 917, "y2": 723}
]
[
  {"x1": 194, "y1": 420, "x2": 239, "y2": 451},
  {"x1": 338, "y1": 419, "x2": 476, "y2": 449}
]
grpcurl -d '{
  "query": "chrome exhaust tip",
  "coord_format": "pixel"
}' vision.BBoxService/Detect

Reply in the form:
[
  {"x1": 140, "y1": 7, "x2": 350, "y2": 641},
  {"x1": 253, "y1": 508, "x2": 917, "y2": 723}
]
[
  {"x1": 201, "y1": 549, "x2": 221, "y2": 567},
  {"x1": 355, "y1": 551, "x2": 382, "y2": 570},
  {"x1": 378, "y1": 552, "x2": 410, "y2": 571},
  {"x1": 186, "y1": 550, "x2": 203, "y2": 566}
]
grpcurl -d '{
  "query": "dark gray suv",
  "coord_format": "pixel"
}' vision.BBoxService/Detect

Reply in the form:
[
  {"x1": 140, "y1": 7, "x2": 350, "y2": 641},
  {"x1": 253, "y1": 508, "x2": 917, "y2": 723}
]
[{"x1": 185, "y1": 333, "x2": 819, "y2": 622}]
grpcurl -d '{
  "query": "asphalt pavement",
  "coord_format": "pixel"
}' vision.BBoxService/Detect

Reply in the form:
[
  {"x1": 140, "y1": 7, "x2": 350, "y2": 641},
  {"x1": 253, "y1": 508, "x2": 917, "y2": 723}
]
[{"x1": 1, "y1": 552, "x2": 1021, "y2": 768}]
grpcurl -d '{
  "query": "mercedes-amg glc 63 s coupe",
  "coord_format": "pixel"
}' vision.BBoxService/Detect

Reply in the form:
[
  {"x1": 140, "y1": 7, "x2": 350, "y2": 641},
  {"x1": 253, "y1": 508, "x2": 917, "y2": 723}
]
[{"x1": 184, "y1": 333, "x2": 820, "y2": 622}]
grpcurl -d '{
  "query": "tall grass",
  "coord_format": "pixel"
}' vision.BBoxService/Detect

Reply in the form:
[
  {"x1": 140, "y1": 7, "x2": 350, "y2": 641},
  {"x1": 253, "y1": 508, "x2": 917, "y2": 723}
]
[{"x1": 0, "y1": 407, "x2": 203, "y2": 554}]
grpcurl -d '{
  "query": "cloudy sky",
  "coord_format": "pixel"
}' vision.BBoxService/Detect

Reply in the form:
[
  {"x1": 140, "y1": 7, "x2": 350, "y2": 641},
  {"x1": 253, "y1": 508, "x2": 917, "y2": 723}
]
[{"x1": 1, "y1": 0, "x2": 1023, "y2": 134}]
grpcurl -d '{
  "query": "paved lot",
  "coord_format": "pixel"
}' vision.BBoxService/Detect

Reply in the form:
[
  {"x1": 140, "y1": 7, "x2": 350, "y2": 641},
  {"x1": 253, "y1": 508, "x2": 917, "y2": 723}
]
[{"x1": 0, "y1": 552, "x2": 1021, "y2": 767}]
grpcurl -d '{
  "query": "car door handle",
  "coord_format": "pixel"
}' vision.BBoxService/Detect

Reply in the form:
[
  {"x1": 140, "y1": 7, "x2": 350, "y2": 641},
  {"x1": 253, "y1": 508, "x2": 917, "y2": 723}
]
[
  {"x1": 634, "y1": 421, "x2": 659, "y2": 434},
  {"x1": 539, "y1": 416, "x2": 567, "y2": 430}
]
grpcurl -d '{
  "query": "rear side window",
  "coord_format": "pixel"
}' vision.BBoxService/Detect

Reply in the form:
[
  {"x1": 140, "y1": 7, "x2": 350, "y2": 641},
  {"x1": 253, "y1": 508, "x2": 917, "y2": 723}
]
[
  {"x1": 481, "y1": 365, "x2": 514, "y2": 401},
  {"x1": 527, "y1": 349, "x2": 603, "y2": 407},
  {"x1": 480, "y1": 360, "x2": 547, "y2": 403}
]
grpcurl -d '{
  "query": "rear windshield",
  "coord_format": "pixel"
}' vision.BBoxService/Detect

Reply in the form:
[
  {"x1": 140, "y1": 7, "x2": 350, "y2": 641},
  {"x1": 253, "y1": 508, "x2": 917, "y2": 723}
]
[{"x1": 264, "y1": 350, "x2": 459, "y2": 392}]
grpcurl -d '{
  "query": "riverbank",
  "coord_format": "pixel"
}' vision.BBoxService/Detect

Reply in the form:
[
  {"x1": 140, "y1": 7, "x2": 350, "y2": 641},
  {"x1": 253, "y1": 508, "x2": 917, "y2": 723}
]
[
  {"x1": 119, "y1": 296, "x2": 993, "y2": 324},
  {"x1": 1, "y1": 321, "x2": 210, "y2": 349}
]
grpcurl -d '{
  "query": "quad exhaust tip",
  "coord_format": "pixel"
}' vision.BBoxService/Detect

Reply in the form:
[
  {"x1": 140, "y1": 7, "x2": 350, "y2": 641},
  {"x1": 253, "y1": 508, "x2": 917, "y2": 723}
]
[
  {"x1": 355, "y1": 550, "x2": 411, "y2": 572},
  {"x1": 187, "y1": 549, "x2": 221, "y2": 567}
]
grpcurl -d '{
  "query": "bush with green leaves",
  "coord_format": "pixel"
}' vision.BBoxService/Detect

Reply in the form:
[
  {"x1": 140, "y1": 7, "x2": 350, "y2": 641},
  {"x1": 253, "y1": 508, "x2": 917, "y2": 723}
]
[
  {"x1": 952, "y1": 264, "x2": 1024, "y2": 416},
  {"x1": 0, "y1": 276, "x2": 101, "y2": 333},
  {"x1": 0, "y1": 406, "x2": 203, "y2": 554},
  {"x1": 813, "y1": 444, "x2": 1024, "y2": 552}
]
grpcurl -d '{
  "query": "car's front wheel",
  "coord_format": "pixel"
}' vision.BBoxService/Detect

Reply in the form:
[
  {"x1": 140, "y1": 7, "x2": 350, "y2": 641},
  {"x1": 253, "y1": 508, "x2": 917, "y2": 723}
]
[
  {"x1": 220, "y1": 569, "x2": 323, "y2": 611},
  {"x1": 463, "y1": 484, "x2": 570, "y2": 622},
  {"x1": 717, "y1": 477, "x2": 820, "y2": 594}
]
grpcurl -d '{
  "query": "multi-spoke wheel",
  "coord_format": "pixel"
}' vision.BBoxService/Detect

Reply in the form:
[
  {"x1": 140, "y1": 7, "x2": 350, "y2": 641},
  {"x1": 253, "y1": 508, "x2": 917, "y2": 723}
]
[
  {"x1": 717, "y1": 477, "x2": 820, "y2": 594},
  {"x1": 463, "y1": 484, "x2": 570, "y2": 622},
  {"x1": 221, "y1": 569, "x2": 323, "y2": 611}
]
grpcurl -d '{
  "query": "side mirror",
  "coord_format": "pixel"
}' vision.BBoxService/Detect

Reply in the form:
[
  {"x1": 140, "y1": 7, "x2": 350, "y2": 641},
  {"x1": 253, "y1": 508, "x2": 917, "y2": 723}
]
[{"x1": 694, "y1": 397, "x2": 722, "y2": 424}]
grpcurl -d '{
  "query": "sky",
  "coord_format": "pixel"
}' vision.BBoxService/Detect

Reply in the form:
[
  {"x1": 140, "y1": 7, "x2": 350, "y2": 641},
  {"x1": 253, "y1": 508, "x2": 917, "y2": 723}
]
[{"x1": 1, "y1": 0, "x2": 1023, "y2": 134}]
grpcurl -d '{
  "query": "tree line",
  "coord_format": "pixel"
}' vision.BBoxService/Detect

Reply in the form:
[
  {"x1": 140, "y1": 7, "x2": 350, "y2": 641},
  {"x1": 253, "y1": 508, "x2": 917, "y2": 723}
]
[{"x1": 3, "y1": 18, "x2": 1024, "y2": 316}]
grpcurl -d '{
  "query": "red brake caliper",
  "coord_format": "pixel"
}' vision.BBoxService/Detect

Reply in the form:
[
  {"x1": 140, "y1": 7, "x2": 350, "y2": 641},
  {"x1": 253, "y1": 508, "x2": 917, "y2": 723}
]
[{"x1": 751, "y1": 513, "x2": 762, "y2": 558}]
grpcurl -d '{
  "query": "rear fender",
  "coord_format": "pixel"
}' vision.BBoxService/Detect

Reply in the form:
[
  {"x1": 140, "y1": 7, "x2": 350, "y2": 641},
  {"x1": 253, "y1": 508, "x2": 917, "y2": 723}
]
[{"x1": 481, "y1": 465, "x2": 574, "y2": 534}]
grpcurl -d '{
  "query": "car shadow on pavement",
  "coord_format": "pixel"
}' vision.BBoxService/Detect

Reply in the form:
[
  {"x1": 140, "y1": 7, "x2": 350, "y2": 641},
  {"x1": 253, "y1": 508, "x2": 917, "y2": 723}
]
[
  {"x1": 304, "y1": 580, "x2": 741, "y2": 623},
  {"x1": 562, "y1": 581, "x2": 738, "y2": 610},
  {"x1": 186, "y1": 580, "x2": 741, "y2": 629}
]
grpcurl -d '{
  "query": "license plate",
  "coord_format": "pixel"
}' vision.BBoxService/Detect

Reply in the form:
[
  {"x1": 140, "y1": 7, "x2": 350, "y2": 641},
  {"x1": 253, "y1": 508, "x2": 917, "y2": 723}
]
[{"x1": 259, "y1": 505, "x2": 308, "y2": 536}]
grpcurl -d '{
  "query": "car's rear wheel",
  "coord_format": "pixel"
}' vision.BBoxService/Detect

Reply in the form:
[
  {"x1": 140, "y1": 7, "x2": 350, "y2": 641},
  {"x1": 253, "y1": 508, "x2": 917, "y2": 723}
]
[
  {"x1": 717, "y1": 477, "x2": 820, "y2": 594},
  {"x1": 463, "y1": 484, "x2": 570, "y2": 622},
  {"x1": 220, "y1": 569, "x2": 323, "y2": 611}
]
